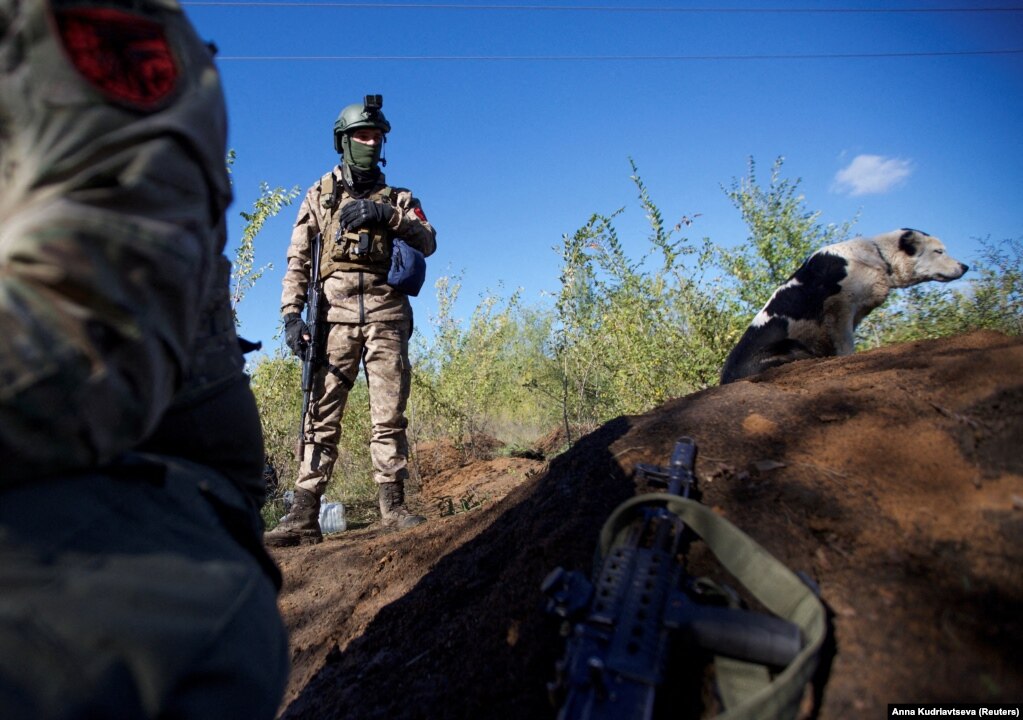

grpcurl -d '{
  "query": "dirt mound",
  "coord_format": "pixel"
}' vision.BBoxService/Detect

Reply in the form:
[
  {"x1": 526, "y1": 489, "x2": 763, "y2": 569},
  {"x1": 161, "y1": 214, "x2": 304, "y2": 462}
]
[
  {"x1": 531, "y1": 422, "x2": 598, "y2": 459},
  {"x1": 270, "y1": 330, "x2": 1023, "y2": 719},
  {"x1": 411, "y1": 435, "x2": 502, "y2": 480},
  {"x1": 410, "y1": 438, "x2": 466, "y2": 478}
]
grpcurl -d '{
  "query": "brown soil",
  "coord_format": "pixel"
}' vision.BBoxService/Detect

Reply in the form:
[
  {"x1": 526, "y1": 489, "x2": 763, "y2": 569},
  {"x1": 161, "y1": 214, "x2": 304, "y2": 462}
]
[{"x1": 270, "y1": 330, "x2": 1023, "y2": 719}]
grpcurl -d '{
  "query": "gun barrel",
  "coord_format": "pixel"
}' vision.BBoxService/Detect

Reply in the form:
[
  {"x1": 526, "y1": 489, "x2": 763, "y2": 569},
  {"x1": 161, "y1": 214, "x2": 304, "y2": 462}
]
[
  {"x1": 682, "y1": 602, "x2": 803, "y2": 669},
  {"x1": 669, "y1": 437, "x2": 697, "y2": 474},
  {"x1": 667, "y1": 437, "x2": 696, "y2": 497}
]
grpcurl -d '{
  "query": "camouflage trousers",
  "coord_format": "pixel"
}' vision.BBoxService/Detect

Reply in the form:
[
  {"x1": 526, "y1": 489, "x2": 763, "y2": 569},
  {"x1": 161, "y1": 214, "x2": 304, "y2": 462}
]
[
  {"x1": 0, "y1": 454, "x2": 289, "y2": 719},
  {"x1": 297, "y1": 319, "x2": 412, "y2": 495}
]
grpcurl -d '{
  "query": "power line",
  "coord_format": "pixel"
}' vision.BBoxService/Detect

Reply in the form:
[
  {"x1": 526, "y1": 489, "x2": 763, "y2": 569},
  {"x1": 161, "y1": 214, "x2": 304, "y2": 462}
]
[
  {"x1": 216, "y1": 49, "x2": 1023, "y2": 61},
  {"x1": 184, "y1": 2, "x2": 1023, "y2": 13}
]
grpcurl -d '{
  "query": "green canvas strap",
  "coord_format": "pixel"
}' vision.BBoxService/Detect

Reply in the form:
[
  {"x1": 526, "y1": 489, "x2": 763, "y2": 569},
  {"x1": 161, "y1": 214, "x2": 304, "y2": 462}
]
[
  {"x1": 716, "y1": 657, "x2": 774, "y2": 713},
  {"x1": 598, "y1": 494, "x2": 827, "y2": 720}
]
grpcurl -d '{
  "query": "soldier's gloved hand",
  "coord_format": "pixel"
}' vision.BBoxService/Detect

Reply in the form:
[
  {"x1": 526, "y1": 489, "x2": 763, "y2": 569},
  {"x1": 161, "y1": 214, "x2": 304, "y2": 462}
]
[
  {"x1": 283, "y1": 313, "x2": 310, "y2": 357},
  {"x1": 339, "y1": 199, "x2": 394, "y2": 231}
]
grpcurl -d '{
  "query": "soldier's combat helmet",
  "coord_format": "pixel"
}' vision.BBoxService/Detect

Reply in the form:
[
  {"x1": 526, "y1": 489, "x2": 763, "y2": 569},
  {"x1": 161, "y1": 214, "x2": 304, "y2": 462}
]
[{"x1": 334, "y1": 95, "x2": 390, "y2": 170}]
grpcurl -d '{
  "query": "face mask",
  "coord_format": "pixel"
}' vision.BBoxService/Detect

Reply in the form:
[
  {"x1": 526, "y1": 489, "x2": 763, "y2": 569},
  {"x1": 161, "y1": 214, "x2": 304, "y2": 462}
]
[{"x1": 344, "y1": 135, "x2": 382, "y2": 171}]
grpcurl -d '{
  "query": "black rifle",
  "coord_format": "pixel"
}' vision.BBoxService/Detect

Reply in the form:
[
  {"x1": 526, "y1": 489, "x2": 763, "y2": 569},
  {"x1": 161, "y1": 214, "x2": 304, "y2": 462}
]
[
  {"x1": 297, "y1": 232, "x2": 324, "y2": 461},
  {"x1": 542, "y1": 438, "x2": 804, "y2": 720}
]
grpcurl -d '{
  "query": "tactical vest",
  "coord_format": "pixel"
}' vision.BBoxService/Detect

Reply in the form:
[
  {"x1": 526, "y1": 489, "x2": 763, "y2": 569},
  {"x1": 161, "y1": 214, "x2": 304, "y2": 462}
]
[{"x1": 317, "y1": 172, "x2": 395, "y2": 278}]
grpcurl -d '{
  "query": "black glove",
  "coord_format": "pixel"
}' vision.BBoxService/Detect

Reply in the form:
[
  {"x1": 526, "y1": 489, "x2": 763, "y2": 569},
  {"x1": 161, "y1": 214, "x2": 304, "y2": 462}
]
[
  {"x1": 339, "y1": 199, "x2": 394, "y2": 231},
  {"x1": 283, "y1": 313, "x2": 310, "y2": 357}
]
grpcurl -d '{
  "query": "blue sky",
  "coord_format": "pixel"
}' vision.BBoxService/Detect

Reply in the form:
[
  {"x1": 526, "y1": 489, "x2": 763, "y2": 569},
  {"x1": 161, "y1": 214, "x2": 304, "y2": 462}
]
[{"x1": 180, "y1": 1, "x2": 1023, "y2": 356}]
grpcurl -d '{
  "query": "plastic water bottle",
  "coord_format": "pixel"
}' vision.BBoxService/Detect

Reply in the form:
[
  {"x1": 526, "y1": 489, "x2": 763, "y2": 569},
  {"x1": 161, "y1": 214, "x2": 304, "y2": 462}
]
[
  {"x1": 318, "y1": 502, "x2": 347, "y2": 534},
  {"x1": 278, "y1": 490, "x2": 296, "y2": 524}
]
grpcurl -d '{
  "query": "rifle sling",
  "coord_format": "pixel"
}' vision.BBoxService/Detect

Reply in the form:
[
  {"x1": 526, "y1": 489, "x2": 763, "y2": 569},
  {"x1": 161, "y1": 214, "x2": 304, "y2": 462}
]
[
  {"x1": 326, "y1": 362, "x2": 354, "y2": 390},
  {"x1": 308, "y1": 358, "x2": 353, "y2": 390},
  {"x1": 304, "y1": 351, "x2": 355, "y2": 392},
  {"x1": 715, "y1": 657, "x2": 773, "y2": 714},
  {"x1": 597, "y1": 495, "x2": 827, "y2": 720}
]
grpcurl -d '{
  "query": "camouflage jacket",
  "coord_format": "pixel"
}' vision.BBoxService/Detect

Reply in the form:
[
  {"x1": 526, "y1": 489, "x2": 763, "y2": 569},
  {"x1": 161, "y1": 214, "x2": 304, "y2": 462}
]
[
  {"x1": 0, "y1": 0, "x2": 263, "y2": 498},
  {"x1": 280, "y1": 167, "x2": 437, "y2": 324}
]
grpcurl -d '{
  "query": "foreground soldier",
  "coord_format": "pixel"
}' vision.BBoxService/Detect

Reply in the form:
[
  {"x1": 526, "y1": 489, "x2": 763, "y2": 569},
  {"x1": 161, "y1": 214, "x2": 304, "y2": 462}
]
[
  {"x1": 267, "y1": 96, "x2": 436, "y2": 547},
  {"x1": 0, "y1": 0, "x2": 288, "y2": 717}
]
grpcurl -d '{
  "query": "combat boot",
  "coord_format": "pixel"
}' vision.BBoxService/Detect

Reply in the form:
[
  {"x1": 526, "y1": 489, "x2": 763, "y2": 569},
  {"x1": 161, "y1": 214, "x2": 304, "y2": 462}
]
[
  {"x1": 264, "y1": 488, "x2": 323, "y2": 547},
  {"x1": 378, "y1": 481, "x2": 426, "y2": 530}
]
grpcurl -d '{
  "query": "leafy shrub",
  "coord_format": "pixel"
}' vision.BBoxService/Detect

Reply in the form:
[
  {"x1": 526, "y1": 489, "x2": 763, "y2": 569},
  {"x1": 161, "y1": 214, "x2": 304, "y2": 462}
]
[
  {"x1": 859, "y1": 235, "x2": 1022, "y2": 346},
  {"x1": 410, "y1": 276, "x2": 555, "y2": 458},
  {"x1": 718, "y1": 156, "x2": 857, "y2": 315}
]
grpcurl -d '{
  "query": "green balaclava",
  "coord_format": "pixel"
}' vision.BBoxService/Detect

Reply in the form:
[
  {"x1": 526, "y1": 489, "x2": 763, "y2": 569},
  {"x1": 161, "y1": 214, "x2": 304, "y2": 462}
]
[{"x1": 342, "y1": 134, "x2": 382, "y2": 172}]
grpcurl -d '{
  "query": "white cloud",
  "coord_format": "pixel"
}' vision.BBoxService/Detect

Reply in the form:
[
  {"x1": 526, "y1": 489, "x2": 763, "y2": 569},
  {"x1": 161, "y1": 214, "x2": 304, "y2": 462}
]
[{"x1": 832, "y1": 154, "x2": 913, "y2": 196}]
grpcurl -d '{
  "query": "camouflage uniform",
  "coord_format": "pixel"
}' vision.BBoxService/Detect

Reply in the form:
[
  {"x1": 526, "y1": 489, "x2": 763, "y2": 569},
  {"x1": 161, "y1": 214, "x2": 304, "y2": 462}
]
[
  {"x1": 0, "y1": 0, "x2": 287, "y2": 717},
  {"x1": 280, "y1": 166, "x2": 436, "y2": 496}
]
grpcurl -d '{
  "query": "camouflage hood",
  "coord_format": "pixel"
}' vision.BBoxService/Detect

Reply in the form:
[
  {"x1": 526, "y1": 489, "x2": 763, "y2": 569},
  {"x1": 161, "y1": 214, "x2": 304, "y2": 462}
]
[{"x1": 0, "y1": 0, "x2": 231, "y2": 226}]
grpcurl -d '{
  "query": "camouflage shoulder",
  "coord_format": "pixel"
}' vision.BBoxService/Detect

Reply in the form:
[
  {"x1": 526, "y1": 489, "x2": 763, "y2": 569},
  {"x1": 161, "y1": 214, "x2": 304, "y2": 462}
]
[
  {"x1": 318, "y1": 167, "x2": 340, "y2": 185},
  {"x1": 307, "y1": 167, "x2": 338, "y2": 196},
  {"x1": 298, "y1": 168, "x2": 336, "y2": 212}
]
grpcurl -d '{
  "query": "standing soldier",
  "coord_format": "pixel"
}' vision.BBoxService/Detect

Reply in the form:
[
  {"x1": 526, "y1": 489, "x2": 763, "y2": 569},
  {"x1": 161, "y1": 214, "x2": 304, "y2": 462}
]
[
  {"x1": 0, "y1": 0, "x2": 287, "y2": 717},
  {"x1": 266, "y1": 96, "x2": 437, "y2": 547}
]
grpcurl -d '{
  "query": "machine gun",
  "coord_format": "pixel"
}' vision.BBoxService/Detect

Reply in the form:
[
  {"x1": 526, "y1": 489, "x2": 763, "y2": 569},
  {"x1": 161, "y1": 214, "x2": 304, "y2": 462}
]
[
  {"x1": 297, "y1": 231, "x2": 325, "y2": 461},
  {"x1": 542, "y1": 438, "x2": 825, "y2": 720}
]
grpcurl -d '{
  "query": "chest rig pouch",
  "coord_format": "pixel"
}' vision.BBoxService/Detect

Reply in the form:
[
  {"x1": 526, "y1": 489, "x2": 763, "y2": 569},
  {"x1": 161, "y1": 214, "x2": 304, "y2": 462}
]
[{"x1": 318, "y1": 173, "x2": 395, "y2": 277}]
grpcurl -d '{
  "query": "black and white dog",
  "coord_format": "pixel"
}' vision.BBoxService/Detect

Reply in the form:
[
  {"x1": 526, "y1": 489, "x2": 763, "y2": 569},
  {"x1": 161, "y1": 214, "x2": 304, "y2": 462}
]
[{"x1": 719, "y1": 228, "x2": 968, "y2": 384}]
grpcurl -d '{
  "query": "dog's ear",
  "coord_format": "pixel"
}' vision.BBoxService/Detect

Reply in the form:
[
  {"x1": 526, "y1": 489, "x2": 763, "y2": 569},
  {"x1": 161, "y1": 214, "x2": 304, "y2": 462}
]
[{"x1": 898, "y1": 229, "x2": 921, "y2": 256}]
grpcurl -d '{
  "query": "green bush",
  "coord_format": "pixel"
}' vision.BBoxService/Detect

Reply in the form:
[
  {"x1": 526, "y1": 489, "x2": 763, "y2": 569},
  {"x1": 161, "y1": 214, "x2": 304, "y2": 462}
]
[
  {"x1": 859, "y1": 235, "x2": 1022, "y2": 346},
  {"x1": 410, "y1": 276, "x2": 555, "y2": 458},
  {"x1": 718, "y1": 156, "x2": 857, "y2": 315},
  {"x1": 546, "y1": 163, "x2": 736, "y2": 423}
]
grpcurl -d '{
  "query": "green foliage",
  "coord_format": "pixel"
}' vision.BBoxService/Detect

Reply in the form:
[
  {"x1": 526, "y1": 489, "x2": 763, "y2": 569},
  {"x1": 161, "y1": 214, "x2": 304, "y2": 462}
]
[
  {"x1": 859, "y1": 235, "x2": 1023, "y2": 346},
  {"x1": 249, "y1": 353, "x2": 302, "y2": 488},
  {"x1": 543, "y1": 159, "x2": 737, "y2": 427},
  {"x1": 719, "y1": 156, "x2": 857, "y2": 313},
  {"x1": 229, "y1": 167, "x2": 300, "y2": 320},
  {"x1": 968, "y1": 236, "x2": 1023, "y2": 334},
  {"x1": 249, "y1": 353, "x2": 300, "y2": 528},
  {"x1": 411, "y1": 276, "x2": 554, "y2": 457}
]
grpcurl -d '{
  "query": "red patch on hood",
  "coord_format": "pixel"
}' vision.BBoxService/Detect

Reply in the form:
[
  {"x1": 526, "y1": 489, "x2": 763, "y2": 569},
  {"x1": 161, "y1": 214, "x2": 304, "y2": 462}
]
[{"x1": 53, "y1": 6, "x2": 179, "y2": 111}]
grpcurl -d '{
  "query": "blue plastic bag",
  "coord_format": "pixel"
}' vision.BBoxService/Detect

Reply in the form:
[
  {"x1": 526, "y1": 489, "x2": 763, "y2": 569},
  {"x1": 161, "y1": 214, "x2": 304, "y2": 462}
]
[{"x1": 388, "y1": 238, "x2": 427, "y2": 297}]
